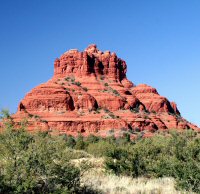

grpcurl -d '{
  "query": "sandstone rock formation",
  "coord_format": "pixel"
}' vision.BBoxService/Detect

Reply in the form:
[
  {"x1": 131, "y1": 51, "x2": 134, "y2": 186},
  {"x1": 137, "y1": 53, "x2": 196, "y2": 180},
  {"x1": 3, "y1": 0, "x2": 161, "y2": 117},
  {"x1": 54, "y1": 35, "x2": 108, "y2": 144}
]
[{"x1": 11, "y1": 44, "x2": 200, "y2": 137}]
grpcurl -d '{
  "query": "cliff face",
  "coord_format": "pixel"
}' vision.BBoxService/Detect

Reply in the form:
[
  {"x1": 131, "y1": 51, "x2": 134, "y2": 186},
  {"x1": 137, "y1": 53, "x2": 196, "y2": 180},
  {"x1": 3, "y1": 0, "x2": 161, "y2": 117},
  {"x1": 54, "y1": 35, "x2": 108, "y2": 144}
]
[{"x1": 12, "y1": 44, "x2": 199, "y2": 137}]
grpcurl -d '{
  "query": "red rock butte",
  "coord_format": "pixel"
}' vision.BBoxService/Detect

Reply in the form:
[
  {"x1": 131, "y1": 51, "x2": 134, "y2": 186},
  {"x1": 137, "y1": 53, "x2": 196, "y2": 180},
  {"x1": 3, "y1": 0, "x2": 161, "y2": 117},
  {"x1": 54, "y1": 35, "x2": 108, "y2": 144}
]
[{"x1": 11, "y1": 44, "x2": 199, "y2": 137}]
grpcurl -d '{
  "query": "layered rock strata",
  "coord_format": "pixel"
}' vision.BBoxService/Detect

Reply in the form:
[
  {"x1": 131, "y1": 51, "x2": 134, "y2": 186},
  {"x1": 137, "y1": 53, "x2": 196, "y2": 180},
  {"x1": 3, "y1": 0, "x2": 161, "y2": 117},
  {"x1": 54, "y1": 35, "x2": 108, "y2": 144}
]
[{"x1": 12, "y1": 44, "x2": 199, "y2": 136}]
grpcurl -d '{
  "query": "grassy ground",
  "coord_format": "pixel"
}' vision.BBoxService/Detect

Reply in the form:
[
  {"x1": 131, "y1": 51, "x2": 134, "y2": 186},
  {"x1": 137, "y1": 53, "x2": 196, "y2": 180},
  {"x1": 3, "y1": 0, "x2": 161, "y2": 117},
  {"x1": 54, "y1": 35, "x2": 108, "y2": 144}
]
[{"x1": 72, "y1": 156, "x2": 194, "y2": 194}]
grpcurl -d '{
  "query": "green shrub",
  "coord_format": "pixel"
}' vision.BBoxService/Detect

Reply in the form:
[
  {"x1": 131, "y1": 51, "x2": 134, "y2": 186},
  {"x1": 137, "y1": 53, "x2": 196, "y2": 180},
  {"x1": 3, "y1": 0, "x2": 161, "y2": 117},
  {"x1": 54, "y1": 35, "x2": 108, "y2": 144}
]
[
  {"x1": 66, "y1": 135, "x2": 76, "y2": 148},
  {"x1": 86, "y1": 141, "x2": 115, "y2": 157},
  {"x1": 104, "y1": 131, "x2": 200, "y2": 193},
  {"x1": 111, "y1": 89, "x2": 120, "y2": 96},
  {"x1": 104, "y1": 108, "x2": 110, "y2": 113},
  {"x1": 71, "y1": 77, "x2": 75, "y2": 83},
  {"x1": 65, "y1": 87, "x2": 70, "y2": 91},
  {"x1": 0, "y1": 119, "x2": 81, "y2": 193},
  {"x1": 65, "y1": 77, "x2": 70, "y2": 81},
  {"x1": 130, "y1": 107, "x2": 139, "y2": 113},
  {"x1": 85, "y1": 134, "x2": 100, "y2": 144},
  {"x1": 0, "y1": 109, "x2": 10, "y2": 119},
  {"x1": 74, "y1": 81, "x2": 81, "y2": 86},
  {"x1": 100, "y1": 75, "x2": 104, "y2": 80},
  {"x1": 1, "y1": 111, "x2": 199, "y2": 193},
  {"x1": 74, "y1": 134, "x2": 85, "y2": 150}
]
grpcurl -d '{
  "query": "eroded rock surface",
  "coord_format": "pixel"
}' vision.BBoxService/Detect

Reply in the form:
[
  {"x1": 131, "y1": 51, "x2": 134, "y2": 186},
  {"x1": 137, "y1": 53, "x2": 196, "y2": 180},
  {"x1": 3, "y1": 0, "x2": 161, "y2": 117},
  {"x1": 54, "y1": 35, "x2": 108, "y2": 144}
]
[{"x1": 12, "y1": 44, "x2": 199, "y2": 136}]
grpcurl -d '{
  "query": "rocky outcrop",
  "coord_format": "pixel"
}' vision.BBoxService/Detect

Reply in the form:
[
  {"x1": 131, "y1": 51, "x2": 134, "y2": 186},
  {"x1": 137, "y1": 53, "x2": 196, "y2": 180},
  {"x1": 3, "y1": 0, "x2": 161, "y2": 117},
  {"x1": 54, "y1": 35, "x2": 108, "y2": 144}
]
[
  {"x1": 11, "y1": 44, "x2": 199, "y2": 136},
  {"x1": 131, "y1": 84, "x2": 177, "y2": 114}
]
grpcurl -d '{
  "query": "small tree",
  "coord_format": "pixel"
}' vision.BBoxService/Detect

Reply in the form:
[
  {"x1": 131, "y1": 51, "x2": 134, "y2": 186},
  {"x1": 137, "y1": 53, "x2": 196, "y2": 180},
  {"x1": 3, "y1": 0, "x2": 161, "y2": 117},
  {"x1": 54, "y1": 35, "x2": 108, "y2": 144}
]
[
  {"x1": 0, "y1": 114, "x2": 81, "y2": 193},
  {"x1": 66, "y1": 135, "x2": 76, "y2": 148},
  {"x1": 75, "y1": 134, "x2": 85, "y2": 150}
]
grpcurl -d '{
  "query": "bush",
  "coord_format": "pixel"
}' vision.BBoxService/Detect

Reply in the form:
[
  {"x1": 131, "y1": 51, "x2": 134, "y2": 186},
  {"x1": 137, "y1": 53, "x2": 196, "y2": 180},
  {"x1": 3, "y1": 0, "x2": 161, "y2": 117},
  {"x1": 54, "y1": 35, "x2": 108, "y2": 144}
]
[
  {"x1": 0, "y1": 119, "x2": 81, "y2": 193},
  {"x1": 65, "y1": 77, "x2": 70, "y2": 81},
  {"x1": 73, "y1": 130, "x2": 199, "y2": 192},
  {"x1": 86, "y1": 141, "x2": 115, "y2": 157},
  {"x1": 130, "y1": 107, "x2": 139, "y2": 113},
  {"x1": 74, "y1": 81, "x2": 81, "y2": 86},
  {"x1": 71, "y1": 77, "x2": 75, "y2": 83},
  {"x1": 0, "y1": 109, "x2": 10, "y2": 119},
  {"x1": 112, "y1": 90, "x2": 120, "y2": 96},
  {"x1": 85, "y1": 135, "x2": 100, "y2": 144},
  {"x1": 100, "y1": 75, "x2": 104, "y2": 80},
  {"x1": 1, "y1": 111, "x2": 199, "y2": 193},
  {"x1": 104, "y1": 131, "x2": 200, "y2": 193},
  {"x1": 104, "y1": 108, "x2": 110, "y2": 113},
  {"x1": 66, "y1": 135, "x2": 76, "y2": 148},
  {"x1": 75, "y1": 134, "x2": 85, "y2": 150}
]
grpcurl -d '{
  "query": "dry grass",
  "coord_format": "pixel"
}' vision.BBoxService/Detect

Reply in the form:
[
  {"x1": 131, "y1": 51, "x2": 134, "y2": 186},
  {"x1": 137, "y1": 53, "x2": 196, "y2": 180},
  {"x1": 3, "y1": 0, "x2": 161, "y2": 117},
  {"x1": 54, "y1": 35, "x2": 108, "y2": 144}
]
[
  {"x1": 81, "y1": 171, "x2": 193, "y2": 194},
  {"x1": 73, "y1": 157, "x2": 194, "y2": 194}
]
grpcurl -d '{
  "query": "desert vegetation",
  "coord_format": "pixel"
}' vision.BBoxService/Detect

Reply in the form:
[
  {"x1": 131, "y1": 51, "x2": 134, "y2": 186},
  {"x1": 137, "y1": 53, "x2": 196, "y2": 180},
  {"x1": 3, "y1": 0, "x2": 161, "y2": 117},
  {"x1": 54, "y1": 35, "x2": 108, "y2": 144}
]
[
  {"x1": 0, "y1": 110, "x2": 199, "y2": 193},
  {"x1": 84, "y1": 133, "x2": 200, "y2": 193}
]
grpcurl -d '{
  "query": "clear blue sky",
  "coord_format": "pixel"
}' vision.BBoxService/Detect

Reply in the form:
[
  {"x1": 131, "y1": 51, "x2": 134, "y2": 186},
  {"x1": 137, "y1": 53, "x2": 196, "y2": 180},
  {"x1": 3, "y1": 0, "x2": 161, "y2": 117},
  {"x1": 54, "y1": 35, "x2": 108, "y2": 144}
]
[{"x1": 0, "y1": 0, "x2": 199, "y2": 127}]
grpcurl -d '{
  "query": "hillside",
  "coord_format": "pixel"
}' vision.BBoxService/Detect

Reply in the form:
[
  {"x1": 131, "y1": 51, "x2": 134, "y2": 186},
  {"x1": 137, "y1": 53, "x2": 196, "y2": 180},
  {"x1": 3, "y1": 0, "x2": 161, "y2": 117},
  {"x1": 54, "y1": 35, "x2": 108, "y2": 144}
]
[{"x1": 12, "y1": 44, "x2": 199, "y2": 136}]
